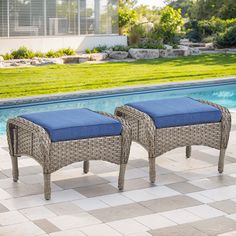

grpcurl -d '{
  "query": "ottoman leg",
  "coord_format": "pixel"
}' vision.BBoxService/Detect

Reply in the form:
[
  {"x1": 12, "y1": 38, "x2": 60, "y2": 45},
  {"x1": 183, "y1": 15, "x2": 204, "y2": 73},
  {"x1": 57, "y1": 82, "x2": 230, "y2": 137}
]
[
  {"x1": 149, "y1": 157, "x2": 156, "y2": 184},
  {"x1": 83, "y1": 161, "x2": 89, "y2": 174},
  {"x1": 218, "y1": 149, "x2": 226, "y2": 174},
  {"x1": 118, "y1": 164, "x2": 127, "y2": 191},
  {"x1": 11, "y1": 155, "x2": 19, "y2": 182},
  {"x1": 186, "y1": 146, "x2": 191, "y2": 159},
  {"x1": 44, "y1": 173, "x2": 51, "y2": 200}
]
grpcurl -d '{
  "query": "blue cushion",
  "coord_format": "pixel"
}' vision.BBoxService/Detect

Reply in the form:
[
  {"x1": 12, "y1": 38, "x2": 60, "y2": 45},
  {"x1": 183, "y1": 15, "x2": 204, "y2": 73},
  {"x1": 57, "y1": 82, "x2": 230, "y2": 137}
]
[
  {"x1": 126, "y1": 97, "x2": 222, "y2": 128},
  {"x1": 20, "y1": 108, "x2": 122, "y2": 142}
]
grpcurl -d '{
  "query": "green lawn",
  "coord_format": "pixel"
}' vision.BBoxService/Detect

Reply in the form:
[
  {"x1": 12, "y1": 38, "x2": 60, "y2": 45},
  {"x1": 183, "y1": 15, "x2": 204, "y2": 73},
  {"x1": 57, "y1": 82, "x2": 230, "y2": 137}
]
[{"x1": 0, "y1": 54, "x2": 236, "y2": 99}]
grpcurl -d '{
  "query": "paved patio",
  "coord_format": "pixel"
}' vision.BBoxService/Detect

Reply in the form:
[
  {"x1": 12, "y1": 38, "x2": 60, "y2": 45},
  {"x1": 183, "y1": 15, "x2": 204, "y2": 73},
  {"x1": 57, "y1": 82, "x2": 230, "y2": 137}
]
[{"x1": 0, "y1": 112, "x2": 235, "y2": 236}]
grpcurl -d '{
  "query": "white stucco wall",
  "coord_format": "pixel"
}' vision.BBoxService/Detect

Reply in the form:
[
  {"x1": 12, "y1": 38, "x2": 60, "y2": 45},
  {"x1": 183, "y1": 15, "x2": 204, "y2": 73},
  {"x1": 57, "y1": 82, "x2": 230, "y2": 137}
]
[{"x1": 0, "y1": 35, "x2": 127, "y2": 54}]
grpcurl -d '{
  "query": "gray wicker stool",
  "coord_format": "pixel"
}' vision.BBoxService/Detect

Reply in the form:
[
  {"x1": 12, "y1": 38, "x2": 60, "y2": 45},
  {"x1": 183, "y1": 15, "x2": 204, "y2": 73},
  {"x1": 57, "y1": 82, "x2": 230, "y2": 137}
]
[
  {"x1": 7, "y1": 109, "x2": 131, "y2": 200},
  {"x1": 115, "y1": 98, "x2": 231, "y2": 183}
]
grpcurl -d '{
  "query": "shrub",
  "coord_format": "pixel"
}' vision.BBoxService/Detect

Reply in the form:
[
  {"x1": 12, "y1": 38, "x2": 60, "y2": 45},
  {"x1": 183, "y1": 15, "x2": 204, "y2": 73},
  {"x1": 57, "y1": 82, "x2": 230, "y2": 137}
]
[
  {"x1": 85, "y1": 48, "x2": 92, "y2": 54},
  {"x1": 34, "y1": 51, "x2": 45, "y2": 58},
  {"x1": 129, "y1": 24, "x2": 146, "y2": 45},
  {"x1": 3, "y1": 53, "x2": 13, "y2": 60},
  {"x1": 45, "y1": 50, "x2": 59, "y2": 58},
  {"x1": 61, "y1": 48, "x2": 76, "y2": 56},
  {"x1": 152, "y1": 6, "x2": 184, "y2": 45},
  {"x1": 95, "y1": 45, "x2": 108, "y2": 52},
  {"x1": 54, "y1": 50, "x2": 65, "y2": 57},
  {"x1": 2, "y1": 47, "x2": 77, "y2": 60},
  {"x1": 112, "y1": 45, "x2": 130, "y2": 51},
  {"x1": 185, "y1": 17, "x2": 236, "y2": 43},
  {"x1": 138, "y1": 39, "x2": 165, "y2": 49},
  {"x1": 215, "y1": 25, "x2": 236, "y2": 48},
  {"x1": 85, "y1": 46, "x2": 107, "y2": 54},
  {"x1": 11, "y1": 46, "x2": 35, "y2": 59},
  {"x1": 202, "y1": 36, "x2": 214, "y2": 43}
]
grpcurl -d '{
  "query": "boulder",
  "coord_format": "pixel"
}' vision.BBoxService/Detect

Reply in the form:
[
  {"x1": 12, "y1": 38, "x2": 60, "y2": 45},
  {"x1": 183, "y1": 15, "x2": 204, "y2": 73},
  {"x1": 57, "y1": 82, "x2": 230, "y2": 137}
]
[
  {"x1": 180, "y1": 38, "x2": 190, "y2": 45},
  {"x1": 164, "y1": 44, "x2": 173, "y2": 50},
  {"x1": 0, "y1": 56, "x2": 4, "y2": 62},
  {"x1": 129, "y1": 48, "x2": 160, "y2": 59},
  {"x1": 31, "y1": 59, "x2": 40, "y2": 65},
  {"x1": 167, "y1": 49, "x2": 188, "y2": 57},
  {"x1": 205, "y1": 43, "x2": 214, "y2": 49},
  {"x1": 62, "y1": 56, "x2": 81, "y2": 64},
  {"x1": 109, "y1": 51, "x2": 128, "y2": 60},
  {"x1": 190, "y1": 47, "x2": 200, "y2": 55},
  {"x1": 90, "y1": 53, "x2": 108, "y2": 61},
  {"x1": 159, "y1": 49, "x2": 168, "y2": 58},
  {"x1": 10, "y1": 62, "x2": 20, "y2": 67},
  {"x1": 47, "y1": 58, "x2": 64, "y2": 64},
  {"x1": 179, "y1": 46, "x2": 191, "y2": 56}
]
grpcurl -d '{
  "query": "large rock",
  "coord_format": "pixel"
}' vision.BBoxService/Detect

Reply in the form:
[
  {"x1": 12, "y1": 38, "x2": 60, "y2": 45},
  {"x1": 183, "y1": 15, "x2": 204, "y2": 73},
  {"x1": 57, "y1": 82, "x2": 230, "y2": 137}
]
[
  {"x1": 129, "y1": 48, "x2": 160, "y2": 59},
  {"x1": 109, "y1": 51, "x2": 128, "y2": 60},
  {"x1": 179, "y1": 46, "x2": 191, "y2": 56},
  {"x1": 31, "y1": 59, "x2": 40, "y2": 65},
  {"x1": 0, "y1": 56, "x2": 4, "y2": 62},
  {"x1": 167, "y1": 49, "x2": 188, "y2": 57},
  {"x1": 47, "y1": 58, "x2": 64, "y2": 64},
  {"x1": 90, "y1": 53, "x2": 108, "y2": 61},
  {"x1": 62, "y1": 56, "x2": 81, "y2": 64},
  {"x1": 190, "y1": 47, "x2": 200, "y2": 55},
  {"x1": 159, "y1": 49, "x2": 174, "y2": 58},
  {"x1": 164, "y1": 44, "x2": 173, "y2": 50}
]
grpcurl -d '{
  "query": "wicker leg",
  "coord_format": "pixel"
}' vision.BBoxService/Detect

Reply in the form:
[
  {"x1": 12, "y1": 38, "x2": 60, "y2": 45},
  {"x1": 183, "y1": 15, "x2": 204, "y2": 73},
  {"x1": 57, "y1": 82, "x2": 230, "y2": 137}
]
[
  {"x1": 11, "y1": 155, "x2": 19, "y2": 182},
  {"x1": 218, "y1": 149, "x2": 226, "y2": 174},
  {"x1": 44, "y1": 173, "x2": 51, "y2": 200},
  {"x1": 149, "y1": 157, "x2": 156, "y2": 184},
  {"x1": 83, "y1": 161, "x2": 89, "y2": 174},
  {"x1": 118, "y1": 164, "x2": 127, "y2": 191},
  {"x1": 186, "y1": 146, "x2": 191, "y2": 159}
]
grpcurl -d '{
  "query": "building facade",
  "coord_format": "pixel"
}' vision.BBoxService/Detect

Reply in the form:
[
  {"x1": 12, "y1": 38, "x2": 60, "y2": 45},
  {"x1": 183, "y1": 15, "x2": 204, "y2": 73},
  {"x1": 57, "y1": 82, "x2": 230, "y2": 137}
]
[{"x1": 0, "y1": 0, "x2": 127, "y2": 54}]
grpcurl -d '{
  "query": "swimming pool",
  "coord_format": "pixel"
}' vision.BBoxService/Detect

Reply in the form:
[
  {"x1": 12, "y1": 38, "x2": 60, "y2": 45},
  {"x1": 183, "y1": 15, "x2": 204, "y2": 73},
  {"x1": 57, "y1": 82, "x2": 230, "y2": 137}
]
[{"x1": 0, "y1": 79, "x2": 236, "y2": 135}]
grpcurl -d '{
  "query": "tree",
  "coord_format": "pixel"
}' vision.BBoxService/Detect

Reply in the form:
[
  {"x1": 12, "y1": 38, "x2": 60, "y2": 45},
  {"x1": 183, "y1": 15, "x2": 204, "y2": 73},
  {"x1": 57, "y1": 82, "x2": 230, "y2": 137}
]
[
  {"x1": 166, "y1": 0, "x2": 236, "y2": 20},
  {"x1": 118, "y1": 0, "x2": 138, "y2": 34},
  {"x1": 154, "y1": 6, "x2": 184, "y2": 44},
  {"x1": 191, "y1": 0, "x2": 236, "y2": 20},
  {"x1": 135, "y1": 5, "x2": 161, "y2": 24},
  {"x1": 165, "y1": 0, "x2": 194, "y2": 17}
]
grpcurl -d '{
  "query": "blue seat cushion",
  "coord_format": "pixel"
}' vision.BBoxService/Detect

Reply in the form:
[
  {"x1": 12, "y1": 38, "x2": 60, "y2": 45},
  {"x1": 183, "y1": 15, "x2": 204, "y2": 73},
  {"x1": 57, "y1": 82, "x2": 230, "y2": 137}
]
[
  {"x1": 20, "y1": 108, "x2": 122, "y2": 142},
  {"x1": 126, "y1": 97, "x2": 222, "y2": 128}
]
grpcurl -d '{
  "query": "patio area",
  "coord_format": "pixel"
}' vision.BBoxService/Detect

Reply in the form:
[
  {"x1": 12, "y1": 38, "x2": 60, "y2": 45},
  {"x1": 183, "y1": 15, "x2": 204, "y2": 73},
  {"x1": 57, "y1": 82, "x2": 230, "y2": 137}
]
[{"x1": 0, "y1": 111, "x2": 235, "y2": 236}]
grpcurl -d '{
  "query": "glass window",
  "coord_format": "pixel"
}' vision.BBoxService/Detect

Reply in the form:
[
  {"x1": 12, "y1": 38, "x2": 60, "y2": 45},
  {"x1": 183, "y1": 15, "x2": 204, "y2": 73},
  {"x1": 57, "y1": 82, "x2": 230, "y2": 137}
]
[
  {"x1": 0, "y1": 0, "x2": 118, "y2": 38},
  {"x1": 0, "y1": 0, "x2": 8, "y2": 37},
  {"x1": 9, "y1": 0, "x2": 44, "y2": 37},
  {"x1": 47, "y1": 0, "x2": 78, "y2": 36},
  {"x1": 80, "y1": 0, "x2": 95, "y2": 35}
]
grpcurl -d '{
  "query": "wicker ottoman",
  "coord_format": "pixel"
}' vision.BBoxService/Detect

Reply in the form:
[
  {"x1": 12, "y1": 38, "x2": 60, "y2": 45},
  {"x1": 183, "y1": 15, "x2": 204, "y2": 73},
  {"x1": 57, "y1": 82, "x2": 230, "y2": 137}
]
[
  {"x1": 115, "y1": 97, "x2": 231, "y2": 183},
  {"x1": 7, "y1": 108, "x2": 131, "y2": 200}
]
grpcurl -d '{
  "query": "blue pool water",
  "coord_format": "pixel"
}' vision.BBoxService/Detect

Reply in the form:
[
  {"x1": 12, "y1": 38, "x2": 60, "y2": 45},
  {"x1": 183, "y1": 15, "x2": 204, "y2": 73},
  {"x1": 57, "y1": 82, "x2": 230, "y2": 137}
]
[{"x1": 0, "y1": 80, "x2": 236, "y2": 135}]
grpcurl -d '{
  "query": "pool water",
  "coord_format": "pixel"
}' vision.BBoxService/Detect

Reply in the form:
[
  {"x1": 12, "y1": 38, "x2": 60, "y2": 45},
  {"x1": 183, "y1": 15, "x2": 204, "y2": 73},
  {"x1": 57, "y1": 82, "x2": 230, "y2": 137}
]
[{"x1": 0, "y1": 81, "x2": 236, "y2": 135}]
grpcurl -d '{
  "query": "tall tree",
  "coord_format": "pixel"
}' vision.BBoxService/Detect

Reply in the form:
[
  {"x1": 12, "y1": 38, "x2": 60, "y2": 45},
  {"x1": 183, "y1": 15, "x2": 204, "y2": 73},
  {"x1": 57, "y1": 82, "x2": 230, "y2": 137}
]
[
  {"x1": 165, "y1": 0, "x2": 194, "y2": 17},
  {"x1": 118, "y1": 0, "x2": 138, "y2": 34},
  {"x1": 191, "y1": 0, "x2": 236, "y2": 20}
]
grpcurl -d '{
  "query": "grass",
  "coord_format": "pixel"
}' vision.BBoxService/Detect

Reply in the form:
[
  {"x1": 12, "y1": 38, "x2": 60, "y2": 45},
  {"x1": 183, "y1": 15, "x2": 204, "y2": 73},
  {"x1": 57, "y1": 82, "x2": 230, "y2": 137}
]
[{"x1": 0, "y1": 54, "x2": 236, "y2": 99}]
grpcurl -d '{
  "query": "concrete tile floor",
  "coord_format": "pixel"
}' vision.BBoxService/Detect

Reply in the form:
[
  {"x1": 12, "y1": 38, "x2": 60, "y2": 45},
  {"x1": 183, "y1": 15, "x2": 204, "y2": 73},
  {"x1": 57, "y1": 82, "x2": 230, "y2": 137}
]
[{"x1": 0, "y1": 112, "x2": 235, "y2": 236}]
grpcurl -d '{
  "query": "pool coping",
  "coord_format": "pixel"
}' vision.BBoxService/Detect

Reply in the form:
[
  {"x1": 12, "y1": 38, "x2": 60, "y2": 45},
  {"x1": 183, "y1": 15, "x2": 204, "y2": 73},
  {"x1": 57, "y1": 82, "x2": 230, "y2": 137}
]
[{"x1": 0, "y1": 76, "x2": 236, "y2": 107}]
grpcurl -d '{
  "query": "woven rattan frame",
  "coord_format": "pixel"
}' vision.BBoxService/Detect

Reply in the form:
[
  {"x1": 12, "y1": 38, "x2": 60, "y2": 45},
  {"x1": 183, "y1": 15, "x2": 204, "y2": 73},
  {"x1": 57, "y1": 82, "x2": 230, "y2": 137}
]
[
  {"x1": 7, "y1": 112, "x2": 132, "y2": 200},
  {"x1": 115, "y1": 100, "x2": 231, "y2": 183}
]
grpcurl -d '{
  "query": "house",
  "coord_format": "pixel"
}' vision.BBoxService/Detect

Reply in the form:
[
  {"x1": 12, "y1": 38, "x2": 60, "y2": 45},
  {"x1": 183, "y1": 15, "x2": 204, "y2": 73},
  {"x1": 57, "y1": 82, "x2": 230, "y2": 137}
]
[{"x1": 0, "y1": 0, "x2": 127, "y2": 54}]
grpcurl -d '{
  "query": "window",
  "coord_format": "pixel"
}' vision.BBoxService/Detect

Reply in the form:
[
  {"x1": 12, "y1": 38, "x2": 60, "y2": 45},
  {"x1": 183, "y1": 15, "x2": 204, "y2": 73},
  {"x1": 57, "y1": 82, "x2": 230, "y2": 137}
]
[{"x1": 0, "y1": 0, "x2": 118, "y2": 38}]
